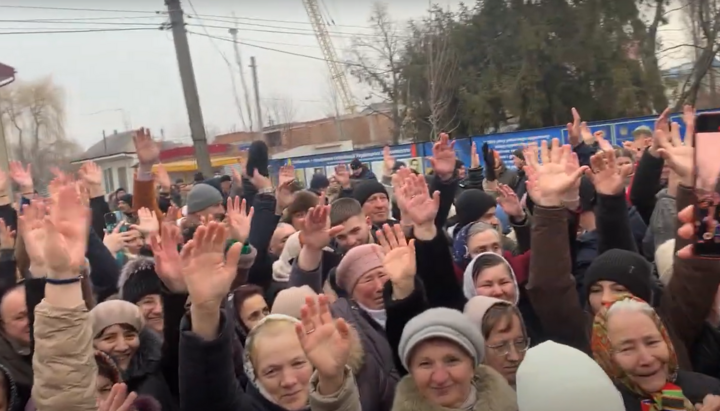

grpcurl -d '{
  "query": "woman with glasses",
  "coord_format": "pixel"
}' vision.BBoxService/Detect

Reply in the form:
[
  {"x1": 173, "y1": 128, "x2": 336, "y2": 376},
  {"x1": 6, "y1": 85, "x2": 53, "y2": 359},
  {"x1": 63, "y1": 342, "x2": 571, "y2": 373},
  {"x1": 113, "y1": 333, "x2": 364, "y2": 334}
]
[{"x1": 464, "y1": 296, "x2": 529, "y2": 388}]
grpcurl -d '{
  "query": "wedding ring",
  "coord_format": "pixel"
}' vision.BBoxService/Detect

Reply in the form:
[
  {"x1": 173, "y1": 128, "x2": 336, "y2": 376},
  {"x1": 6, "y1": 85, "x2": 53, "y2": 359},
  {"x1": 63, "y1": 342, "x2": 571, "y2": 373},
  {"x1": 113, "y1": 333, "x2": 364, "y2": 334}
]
[{"x1": 306, "y1": 328, "x2": 316, "y2": 335}]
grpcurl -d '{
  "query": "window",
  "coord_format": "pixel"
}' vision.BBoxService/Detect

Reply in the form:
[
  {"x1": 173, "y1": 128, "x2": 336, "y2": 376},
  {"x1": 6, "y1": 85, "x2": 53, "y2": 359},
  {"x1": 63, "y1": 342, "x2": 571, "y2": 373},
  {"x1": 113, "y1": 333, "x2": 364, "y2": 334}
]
[
  {"x1": 265, "y1": 131, "x2": 281, "y2": 148},
  {"x1": 117, "y1": 167, "x2": 128, "y2": 191},
  {"x1": 103, "y1": 168, "x2": 115, "y2": 192}
]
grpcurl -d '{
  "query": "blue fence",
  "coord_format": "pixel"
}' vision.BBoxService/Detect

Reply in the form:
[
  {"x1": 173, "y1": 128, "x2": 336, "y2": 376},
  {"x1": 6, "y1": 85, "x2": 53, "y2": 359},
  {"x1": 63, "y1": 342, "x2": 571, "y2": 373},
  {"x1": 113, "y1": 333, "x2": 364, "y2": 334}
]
[{"x1": 266, "y1": 109, "x2": 712, "y2": 184}]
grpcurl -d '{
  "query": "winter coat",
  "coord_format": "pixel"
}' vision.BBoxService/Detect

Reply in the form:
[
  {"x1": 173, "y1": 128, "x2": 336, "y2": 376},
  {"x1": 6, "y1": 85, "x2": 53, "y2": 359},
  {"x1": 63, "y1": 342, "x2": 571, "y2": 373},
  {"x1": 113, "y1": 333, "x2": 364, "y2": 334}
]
[
  {"x1": 390, "y1": 365, "x2": 516, "y2": 411},
  {"x1": 31, "y1": 300, "x2": 96, "y2": 411},
  {"x1": 289, "y1": 259, "x2": 398, "y2": 411},
  {"x1": 178, "y1": 311, "x2": 362, "y2": 411},
  {"x1": 124, "y1": 328, "x2": 178, "y2": 411},
  {"x1": 642, "y1": 188, "x2": 676, "y2": 257},
  {"x1": 0, "y1": 363, "x2": 21, "y2": 411},
  {"x1": 350, "y1": 166, "x2": 376, "y2": 183},
  {"x1": 482, "y1": 164, "x2": 519, "y2": 197},
  {"x1": 0, "y1": 332, "x2": 31, "y2": 406},
  {"x1": 618, "y1": 370, "x2": 720, "y2": 410}
]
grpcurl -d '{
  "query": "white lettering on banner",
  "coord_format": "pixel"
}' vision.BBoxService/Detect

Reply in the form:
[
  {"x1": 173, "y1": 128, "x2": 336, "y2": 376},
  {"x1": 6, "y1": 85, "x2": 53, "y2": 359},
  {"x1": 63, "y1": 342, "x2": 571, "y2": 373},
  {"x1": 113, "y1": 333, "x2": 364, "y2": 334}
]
[{"x1": 287, "y1": 147, "x2": 413, "y2": 167}]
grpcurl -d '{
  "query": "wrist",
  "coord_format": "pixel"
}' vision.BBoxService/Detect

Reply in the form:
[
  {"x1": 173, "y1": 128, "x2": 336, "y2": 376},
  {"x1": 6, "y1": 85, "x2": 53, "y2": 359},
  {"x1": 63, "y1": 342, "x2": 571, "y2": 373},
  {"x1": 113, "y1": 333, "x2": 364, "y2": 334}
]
[
  {"x1": 46, "y1": 268, "x2": 80, "y2": 281},
  {"x1": 392, "y1": 279, "x2": 414, "y2": 300},
  {"x1": 29, "y1": 264, "x2": 47, "y2": 278},
  {"x1": 316, "y1": 372, "x2": 345, "y2": 396},
  {"x1": 413, "y1": 222, "x2": 436, "y2": 241}
]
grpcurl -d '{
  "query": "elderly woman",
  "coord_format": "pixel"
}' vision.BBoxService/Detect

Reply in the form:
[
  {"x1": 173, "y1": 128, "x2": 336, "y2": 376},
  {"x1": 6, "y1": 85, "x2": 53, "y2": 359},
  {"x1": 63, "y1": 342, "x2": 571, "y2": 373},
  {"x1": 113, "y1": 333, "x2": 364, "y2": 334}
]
[
  {"x1": 592, "y1": 296, "x2": 720, "y2": 410},
  {"x1": 392, "y1": 307, "x2": 516, "y2": 411}
]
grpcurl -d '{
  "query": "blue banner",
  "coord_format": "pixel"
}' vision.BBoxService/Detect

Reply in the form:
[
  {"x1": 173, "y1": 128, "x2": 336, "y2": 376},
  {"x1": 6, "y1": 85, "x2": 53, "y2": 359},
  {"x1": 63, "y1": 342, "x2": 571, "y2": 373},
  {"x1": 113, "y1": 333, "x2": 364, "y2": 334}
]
[
  {"x1": 422, "y1": 139, "x2": 472, "y2": 172},
  {"x1": 270, "y1": 143, "x2": 419, "y2": 169},
  {"x1": 474, "y1": 128, "x2": 564, "y2": 169}
]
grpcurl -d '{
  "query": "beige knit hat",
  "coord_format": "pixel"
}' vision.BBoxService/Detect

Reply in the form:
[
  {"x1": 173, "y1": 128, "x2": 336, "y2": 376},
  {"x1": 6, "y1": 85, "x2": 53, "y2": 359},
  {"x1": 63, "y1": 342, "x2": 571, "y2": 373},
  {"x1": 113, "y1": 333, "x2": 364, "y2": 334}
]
[
  {"x1": 271, "y1": 286, "x2": 318, "y2": 319},
  {"x1": 90, "y1": 300, "x2": 145, "y2": 337}
]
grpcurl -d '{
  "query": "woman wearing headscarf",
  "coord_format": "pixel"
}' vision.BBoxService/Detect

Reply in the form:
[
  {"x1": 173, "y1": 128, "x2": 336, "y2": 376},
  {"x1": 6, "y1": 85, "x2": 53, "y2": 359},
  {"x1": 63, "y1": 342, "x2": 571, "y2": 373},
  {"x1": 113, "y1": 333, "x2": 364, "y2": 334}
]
[
  {"x1": 592, "y1": 296, "x2": 720, "y2": 410},
  {"x1": 391, "y1": 307, "x2": 516, "y2": 411}
]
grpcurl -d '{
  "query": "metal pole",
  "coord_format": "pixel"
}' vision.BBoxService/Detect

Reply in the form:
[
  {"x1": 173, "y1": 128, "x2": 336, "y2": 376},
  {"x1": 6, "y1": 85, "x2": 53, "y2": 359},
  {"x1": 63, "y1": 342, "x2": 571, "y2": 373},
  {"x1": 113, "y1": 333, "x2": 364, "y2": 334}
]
[
  {"x1": 249, "y1": 56, "x2": 264, "y2": 131},
  {"x1": 165, "y1": 0, "x2": 213, "y2": 177}
]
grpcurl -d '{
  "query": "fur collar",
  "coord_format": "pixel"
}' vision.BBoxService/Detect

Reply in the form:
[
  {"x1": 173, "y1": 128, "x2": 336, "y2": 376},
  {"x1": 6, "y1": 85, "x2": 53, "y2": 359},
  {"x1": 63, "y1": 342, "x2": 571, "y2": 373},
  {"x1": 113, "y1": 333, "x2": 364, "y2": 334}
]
[
  {"x1": 392, "y1": 365, "x2": 517, "y2": 411},
  {"x1": 124, "y1": 328, "x2": 163, "y2": 381}
]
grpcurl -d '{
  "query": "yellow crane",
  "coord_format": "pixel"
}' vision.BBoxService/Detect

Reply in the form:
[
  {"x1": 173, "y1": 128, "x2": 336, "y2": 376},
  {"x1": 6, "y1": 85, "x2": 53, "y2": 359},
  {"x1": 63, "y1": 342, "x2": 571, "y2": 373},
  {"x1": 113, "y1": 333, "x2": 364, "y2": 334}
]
[{"x1": 301, "y1": 0, "x2": 356, "y2": 114}]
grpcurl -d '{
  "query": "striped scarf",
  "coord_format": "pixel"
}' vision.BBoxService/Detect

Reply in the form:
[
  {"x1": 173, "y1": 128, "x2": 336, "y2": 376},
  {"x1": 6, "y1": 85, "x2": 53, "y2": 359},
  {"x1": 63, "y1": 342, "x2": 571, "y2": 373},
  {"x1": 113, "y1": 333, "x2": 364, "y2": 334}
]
[{"x1": 639, "y1": 382, "x2": 688, "y2": 411}]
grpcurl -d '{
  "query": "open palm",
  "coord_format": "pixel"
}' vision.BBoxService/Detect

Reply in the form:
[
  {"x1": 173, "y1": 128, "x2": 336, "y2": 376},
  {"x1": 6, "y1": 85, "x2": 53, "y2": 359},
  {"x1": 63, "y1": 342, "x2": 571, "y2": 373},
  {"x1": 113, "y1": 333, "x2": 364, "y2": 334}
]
[
  {"x1": 400, "y1": 174, "x2": 440, "y2": 226},
  {"x1": 587, "y1": 150, "x2": 631, "y2": 196},
  {"x1": 656, "y1": 125, "x2": 693, "y2": 182},
  {"x1": 301, "y1": 201, "x2": 341, "y2": 250},
  {"x1": 45, "y1": 185, "x2": 90, "y2": 273},
  {"x1": 428, "y1": 133, "x2": 456, "y2": 178},
  {"x1": 296, "y1": 295, "x2": 351, "y2": 378},
  {"x1": 150, "y1": 223, "x2": 186, "y2": 292},
  {"x1": 526, "y1": 140, "x2": 586, "y2": 206},
  {"x1": 377, "y1": 224, "x2": 416, "y2": 284},
  {"x1": 133, "y1": 128, "x2": 159, "y2": 166},
  {"x1": 226, "y1": 196, "x2": 254, "y2": 243},
  {"x1": 182, "y1": 222, "x2": 242, "y2": 308},
  {"x1": 18, "y1": 200, "x2": 47, "y2": 266}
]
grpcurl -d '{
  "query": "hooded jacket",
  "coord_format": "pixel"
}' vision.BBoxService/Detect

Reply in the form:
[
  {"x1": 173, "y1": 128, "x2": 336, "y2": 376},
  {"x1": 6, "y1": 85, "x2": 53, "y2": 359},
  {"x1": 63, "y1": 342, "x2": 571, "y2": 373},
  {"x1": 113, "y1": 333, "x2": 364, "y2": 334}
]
[
  {"x1": 123, "y1": 328, "x2": 178, "y2": 411},
  {"x1": 391, "y1": 365, "x2": 516, "y2": 411}
]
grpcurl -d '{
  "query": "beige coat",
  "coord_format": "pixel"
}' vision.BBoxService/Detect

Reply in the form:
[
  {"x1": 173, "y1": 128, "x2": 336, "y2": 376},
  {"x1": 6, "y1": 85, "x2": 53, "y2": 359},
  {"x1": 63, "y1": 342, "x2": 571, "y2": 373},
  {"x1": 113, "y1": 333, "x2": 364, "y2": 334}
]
[
  {"x1": 309, "y1": 366, "x2": 362, "y2": 411},
  {"x1": 32, "y1": 300, "x2": 97, "y2": 411},
  {"x1": 391, "y1": 365, "x2": 517, "y2": 411}
]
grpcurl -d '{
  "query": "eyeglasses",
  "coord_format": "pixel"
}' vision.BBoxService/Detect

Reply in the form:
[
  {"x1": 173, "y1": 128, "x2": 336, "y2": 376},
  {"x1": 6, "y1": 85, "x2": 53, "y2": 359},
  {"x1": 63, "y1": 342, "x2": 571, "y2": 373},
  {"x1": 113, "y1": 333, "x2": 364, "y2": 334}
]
[{"x1": 486, "y1": 338, "x2": 530, "y2": 357}]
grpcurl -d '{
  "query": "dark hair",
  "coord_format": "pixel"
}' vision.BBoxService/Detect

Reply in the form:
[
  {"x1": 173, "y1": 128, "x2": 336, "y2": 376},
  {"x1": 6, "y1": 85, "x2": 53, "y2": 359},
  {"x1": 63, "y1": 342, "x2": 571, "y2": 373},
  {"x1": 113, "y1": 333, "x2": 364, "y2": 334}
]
[
  {"x1": 614, "y1": 147, "x2": 635, "y2": 160},
  {"x1": 282, "y1": 191, "x2": 320, "y2": 224},
  {"x1": 329, "y1": 197, "x2": 363, "y2": 226},
  {"x1": 471, "y1": 253, "x2": 509, "y2": 282},
  {"x1": 232, "y1": 284, "x2": 265, "y2": 318},
  {"x1": 480, "y1": 303, "x2": 525, "y2": 340}
]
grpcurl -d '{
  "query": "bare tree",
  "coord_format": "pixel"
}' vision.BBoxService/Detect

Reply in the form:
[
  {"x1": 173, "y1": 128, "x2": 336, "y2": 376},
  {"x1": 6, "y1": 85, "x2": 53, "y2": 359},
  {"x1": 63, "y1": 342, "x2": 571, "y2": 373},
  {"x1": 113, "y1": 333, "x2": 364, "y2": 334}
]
[
  {"x1": 348, "y1": 2, "x2": 404, "y2": 144},
  {"x1": 264, "y1": 96, "x2": 298, "y2": 146},
  {"x1": 322, "y1": 74, "x2": 347, "y2": 140},
  {"x1": 0, "y1": 77, "x2": 82, "y2": 189},
  {"x1": 673, "y1": 0, "x2": 720, "y2": 110}
]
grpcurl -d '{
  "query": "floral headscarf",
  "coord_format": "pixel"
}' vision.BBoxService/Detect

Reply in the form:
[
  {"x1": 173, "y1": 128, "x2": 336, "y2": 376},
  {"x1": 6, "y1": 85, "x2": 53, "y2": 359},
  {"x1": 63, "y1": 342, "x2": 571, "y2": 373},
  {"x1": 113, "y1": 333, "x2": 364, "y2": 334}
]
[{"x1": 591, "y1": 295, "x2": 693, "y2": 411}]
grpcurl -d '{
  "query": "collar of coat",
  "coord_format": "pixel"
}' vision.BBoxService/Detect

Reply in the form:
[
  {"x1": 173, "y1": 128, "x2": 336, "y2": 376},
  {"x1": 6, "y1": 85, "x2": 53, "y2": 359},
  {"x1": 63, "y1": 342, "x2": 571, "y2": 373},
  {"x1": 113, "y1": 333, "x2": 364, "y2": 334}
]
[{"x1": 391, "y1": 365, "x2": 517, "y2": 411}]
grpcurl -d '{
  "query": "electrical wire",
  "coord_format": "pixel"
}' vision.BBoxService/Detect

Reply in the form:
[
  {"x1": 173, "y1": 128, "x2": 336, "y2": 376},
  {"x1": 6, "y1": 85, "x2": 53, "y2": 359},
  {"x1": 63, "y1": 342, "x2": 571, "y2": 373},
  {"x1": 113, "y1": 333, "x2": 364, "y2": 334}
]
[
  {"x1": 0, "y1": 27, "x2": 160, "y2": 35},
  {"x1": 0, "y1": 15, "x2": 164, "y2": 22},
  {"x1": 0, "y1": 20, "x2": 164, "y2": 26},
  {"x1": 0, "y1": 5, "x2": 162, "y2": 14},
  {"x1": 185, "y1": 12, "x2": 372, "y2": 30}
]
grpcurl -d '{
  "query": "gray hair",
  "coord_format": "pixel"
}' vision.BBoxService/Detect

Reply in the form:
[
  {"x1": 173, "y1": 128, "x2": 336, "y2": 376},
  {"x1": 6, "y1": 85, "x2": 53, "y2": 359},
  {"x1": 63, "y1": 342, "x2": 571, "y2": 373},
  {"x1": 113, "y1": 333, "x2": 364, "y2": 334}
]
[
  {"x1": 467, "y1": 221, "x2": 501, "y2": 241},
  {"x1": 607, "y1": 298, "x2": 655, "y2": 320}
]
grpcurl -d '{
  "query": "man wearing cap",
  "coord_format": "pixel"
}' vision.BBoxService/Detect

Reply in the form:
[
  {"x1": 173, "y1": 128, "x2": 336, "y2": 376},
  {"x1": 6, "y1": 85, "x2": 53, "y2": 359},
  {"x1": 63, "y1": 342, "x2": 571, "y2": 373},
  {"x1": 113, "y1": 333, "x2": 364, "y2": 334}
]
[{"x1": 350, "y1": 158, "x2": 377, "y2": 183}]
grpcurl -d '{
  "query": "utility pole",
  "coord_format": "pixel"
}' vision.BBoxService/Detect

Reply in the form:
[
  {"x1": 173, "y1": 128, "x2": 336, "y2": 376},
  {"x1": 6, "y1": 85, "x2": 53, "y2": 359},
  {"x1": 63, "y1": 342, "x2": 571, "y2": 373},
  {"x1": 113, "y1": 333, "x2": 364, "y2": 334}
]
[
  {"x1": 249, "y1": 57, "x2": 264, "y2": 132},
  {"x1": 165, "y1": 0, "x2": 213, "y2": 177}
]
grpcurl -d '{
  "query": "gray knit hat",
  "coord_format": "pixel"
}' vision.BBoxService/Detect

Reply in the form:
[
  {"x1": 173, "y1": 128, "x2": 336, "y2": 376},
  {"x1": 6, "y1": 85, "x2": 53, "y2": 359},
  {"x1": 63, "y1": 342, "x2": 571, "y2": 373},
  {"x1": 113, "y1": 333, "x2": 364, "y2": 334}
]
[
  {"x1": 398, "y1": 307, "x2": 485, "y2": 370},
  {"x1": 186, "y1": 183, "x2": 223, "y2": 214}
]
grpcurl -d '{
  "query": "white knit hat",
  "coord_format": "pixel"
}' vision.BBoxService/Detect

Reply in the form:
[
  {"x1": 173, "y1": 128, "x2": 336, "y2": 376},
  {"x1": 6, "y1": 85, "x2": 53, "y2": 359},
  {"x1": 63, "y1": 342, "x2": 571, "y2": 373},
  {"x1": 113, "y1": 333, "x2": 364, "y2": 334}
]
[{"x1": 516, "y1": 341, "x2": 624, "y2": 411}]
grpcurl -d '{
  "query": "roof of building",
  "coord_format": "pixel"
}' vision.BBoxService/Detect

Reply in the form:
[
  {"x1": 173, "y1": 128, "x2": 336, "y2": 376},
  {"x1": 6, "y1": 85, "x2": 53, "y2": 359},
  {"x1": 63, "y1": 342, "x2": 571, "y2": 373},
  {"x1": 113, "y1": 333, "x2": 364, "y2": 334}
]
[{"x1": 72, "y1": 130, "x2": 181, "y2": 163}]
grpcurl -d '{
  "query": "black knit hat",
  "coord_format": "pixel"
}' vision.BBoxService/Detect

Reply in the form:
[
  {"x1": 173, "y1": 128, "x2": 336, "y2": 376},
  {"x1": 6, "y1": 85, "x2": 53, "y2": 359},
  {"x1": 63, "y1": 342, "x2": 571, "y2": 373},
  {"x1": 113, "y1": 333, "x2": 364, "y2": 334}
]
[
  {"x1": 455, "y1": 189, "x2": 497, "y2": 229},
  {"x1": 310, "y1": 173, "x2": 330, "y2": 191},
  {"x1": 582, "y1": 249, "x2": 654, "y2": 304},
  {"x1": 352, "y1": 180, "x2": 388, "y2": 206},
  {"x1": 118, "y1": 256, "x2": 162, "y2": 304}
]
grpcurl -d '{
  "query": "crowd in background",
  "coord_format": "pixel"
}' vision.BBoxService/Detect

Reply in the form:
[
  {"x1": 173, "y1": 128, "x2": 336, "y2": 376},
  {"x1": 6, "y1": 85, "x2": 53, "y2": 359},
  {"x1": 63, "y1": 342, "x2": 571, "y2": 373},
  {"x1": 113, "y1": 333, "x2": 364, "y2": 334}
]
[{"x1": 0, "y1": 106, "x2": 719, "y2": 410}]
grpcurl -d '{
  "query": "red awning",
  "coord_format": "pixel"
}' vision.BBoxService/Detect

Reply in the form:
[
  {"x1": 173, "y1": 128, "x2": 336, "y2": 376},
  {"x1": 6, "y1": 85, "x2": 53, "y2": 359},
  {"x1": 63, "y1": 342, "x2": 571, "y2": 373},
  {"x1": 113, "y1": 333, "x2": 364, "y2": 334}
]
[{"x1": 0, "y1": 62, "x2": 15, "y2": 87}]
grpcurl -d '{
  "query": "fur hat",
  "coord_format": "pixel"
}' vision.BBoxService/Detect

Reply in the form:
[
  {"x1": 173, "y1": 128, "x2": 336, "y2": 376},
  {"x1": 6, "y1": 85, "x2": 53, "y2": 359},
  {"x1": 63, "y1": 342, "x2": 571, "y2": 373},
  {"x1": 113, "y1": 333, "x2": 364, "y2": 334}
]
[{"x1": 118, "y1": 256, "x2": 162, "y2": 304}]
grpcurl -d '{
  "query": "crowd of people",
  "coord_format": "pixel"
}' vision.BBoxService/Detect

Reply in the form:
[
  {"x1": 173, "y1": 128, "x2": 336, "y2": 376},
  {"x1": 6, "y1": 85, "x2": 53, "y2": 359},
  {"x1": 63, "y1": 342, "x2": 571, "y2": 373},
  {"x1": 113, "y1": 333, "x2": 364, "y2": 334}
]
[{"x1": 0, "y1": 105, "x2": 719, "y2": 410}]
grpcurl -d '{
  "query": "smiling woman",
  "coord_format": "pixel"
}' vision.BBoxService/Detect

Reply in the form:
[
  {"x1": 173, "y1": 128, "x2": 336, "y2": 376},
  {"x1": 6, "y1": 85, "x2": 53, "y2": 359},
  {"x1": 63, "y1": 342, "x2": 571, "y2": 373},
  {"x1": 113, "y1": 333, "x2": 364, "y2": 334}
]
[{"x1": 592, "y1": 296, "x2": 720, "y2": 410}]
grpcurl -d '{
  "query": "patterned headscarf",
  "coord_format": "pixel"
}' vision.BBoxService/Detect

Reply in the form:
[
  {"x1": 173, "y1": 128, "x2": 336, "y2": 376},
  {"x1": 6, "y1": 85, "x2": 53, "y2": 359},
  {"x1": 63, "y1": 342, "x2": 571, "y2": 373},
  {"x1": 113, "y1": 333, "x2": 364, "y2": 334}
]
[{"x1": 591, "y1": 295, "x2": 693, "y2": 411}]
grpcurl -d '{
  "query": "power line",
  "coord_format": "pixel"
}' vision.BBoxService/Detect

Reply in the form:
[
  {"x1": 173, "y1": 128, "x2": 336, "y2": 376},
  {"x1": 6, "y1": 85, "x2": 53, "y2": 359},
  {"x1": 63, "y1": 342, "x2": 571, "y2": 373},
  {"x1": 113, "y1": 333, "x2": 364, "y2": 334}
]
[
  {"x1": 185, "y1": 12, "x2": 372, "y2": 30},
  {"x1": 0, "y1": 20, "x2": 164, "y2": 27},
  {"x1": 0, "y1": 16, "x2": 164, "y2": 22},
  {"x1": 0, "y1": 5, "x2": 162, "y2": 14},
  {"x1": 185, "y1": 21, "x2": 384, "y2": 39},
  {"x1": 0, "y1": 27, "x2": 160, "y2": 35}
]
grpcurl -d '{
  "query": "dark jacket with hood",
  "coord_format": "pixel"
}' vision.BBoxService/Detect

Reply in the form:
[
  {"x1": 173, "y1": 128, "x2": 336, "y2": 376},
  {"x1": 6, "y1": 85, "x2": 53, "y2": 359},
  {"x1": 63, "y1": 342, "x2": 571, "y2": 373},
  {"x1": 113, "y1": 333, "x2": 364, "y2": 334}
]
[
  {"x1": 125, "y1": 328, "x2": 178, "y2": 411},
  {"x1": 350, "y1": 166, "x2": 376, "y2": 183},
  {"x1": 618, "y1": 370, "x2": 720, "y2": 410}
]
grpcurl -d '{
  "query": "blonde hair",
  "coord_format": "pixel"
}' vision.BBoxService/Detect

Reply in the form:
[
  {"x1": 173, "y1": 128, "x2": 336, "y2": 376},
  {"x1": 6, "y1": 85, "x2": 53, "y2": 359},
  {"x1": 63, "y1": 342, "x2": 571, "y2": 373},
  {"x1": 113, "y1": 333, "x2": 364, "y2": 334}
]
[{"x1": 245, "y1": 314, "x2": 300, "y2": 364}]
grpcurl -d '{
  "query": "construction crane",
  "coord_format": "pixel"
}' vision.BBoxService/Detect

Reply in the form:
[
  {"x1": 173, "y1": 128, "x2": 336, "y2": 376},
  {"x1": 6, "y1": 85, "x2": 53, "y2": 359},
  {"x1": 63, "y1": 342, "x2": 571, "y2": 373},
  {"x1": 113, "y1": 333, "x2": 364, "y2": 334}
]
[{"x1": 302, "y1": 0, "x2": 356, "y2": 114}]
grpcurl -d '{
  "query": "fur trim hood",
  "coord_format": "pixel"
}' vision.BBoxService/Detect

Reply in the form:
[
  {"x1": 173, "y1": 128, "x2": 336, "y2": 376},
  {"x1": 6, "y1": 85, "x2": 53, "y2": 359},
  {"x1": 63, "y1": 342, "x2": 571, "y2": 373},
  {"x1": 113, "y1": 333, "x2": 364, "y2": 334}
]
[
  {"x1": 391, "y1": 365, "x2": 517, "y2": 411},
  {"x1": 117, "y1": 256, "x2": 156, "y2": 291}
]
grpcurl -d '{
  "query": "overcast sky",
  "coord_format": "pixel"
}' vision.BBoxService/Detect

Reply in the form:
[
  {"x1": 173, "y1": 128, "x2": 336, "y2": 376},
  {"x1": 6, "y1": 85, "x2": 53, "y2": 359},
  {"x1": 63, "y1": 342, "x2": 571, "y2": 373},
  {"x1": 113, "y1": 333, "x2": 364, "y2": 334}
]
[{"x1": 1, "y1": 0, "x2": 689, "y2": 150}]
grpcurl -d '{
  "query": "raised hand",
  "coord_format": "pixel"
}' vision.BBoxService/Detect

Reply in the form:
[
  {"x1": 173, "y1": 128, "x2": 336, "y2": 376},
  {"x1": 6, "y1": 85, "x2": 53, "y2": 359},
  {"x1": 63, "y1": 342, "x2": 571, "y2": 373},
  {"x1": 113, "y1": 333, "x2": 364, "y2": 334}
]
[
  {"x1": 497, "y1": 184, "x2": 524, "y2": 219},
  {"x1": 0, "y1": 219, "x2": 14, "y2": 251},
  {"x1": 9, "y1": 161, "x2": 33, "y2": 193},
  {"x1": 130, "y1": 207, "x2": 159, "y2": 236},
  {"x1": 150, "y1": 222, "x2": 186, "y2": 293},
  {"x1": 400, "y1": 173, "x2": 440, "y2": 228},
  {"x1": 566, "y1": 107, "x2": 582, "y2": 147},
  {"x1": 44, "y1": 184, "x2": 91, "y2": 276},
  {"x1": 0, "y1": 168, "x2": 9, "y2": 195},
  {"x1": 18, "y1": 200, "x2": 47, "y2": 270},
  {"x1": 154, "y1": 164, "x2": 172, "y2": 191},
  {"x1": 383, "y1": 146, "x2": 395, "y2": 175},
  {"x1": 78, "y1": 161, "x2": 103, "y2": 187},
  {"x1": 183, "y1": 222, "x2": 242, "y2": 309},
  {"x1": 98, "y1": 384, "x2": 138, "y2": 411},
  {"x1": 391, "y1": 167, "x2": 413, "y2": 215},
  {"x1": 246, "y1": 167, "x2": 272, "y2": 191},
  {"x1": 586, "y1": 149, "x2": 632, "y2": 196},
  {"x1": 334, "y1": 164, "x2": 351, "y2": 189},
  {"x1": 656, "y1": 121, "x2": 693, "y2": 187},
  {"x1": 133, "y1": 128, "x2": 159, "y2": 167},
  {"x1": 300, "y1": 199, "x2": 342, "y2": 250},
  {"x1": 428, "y1": 132, "x2": 456, "y2": 180},
  {"x1": 103, "y1": 222, "x2": 133, "y2": 254},
  {"x1": 470, "y1": 141, "x2": 480, "y2": 169},
  {"x1": 524, "y1": 139, "x2": 588, "y2": 207},
  {"x1": 226, "y1": 196, "x2": 254, "y2": 243},
  {"x1": 377, "y1": 224, "x2": 416, "y2": 291},
  {"x1": 278, "y1": 164, "x2": 295, "y2": 187},
  {"x1": 296, "y1": 295, "x2": 351, "y2": 394}
]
